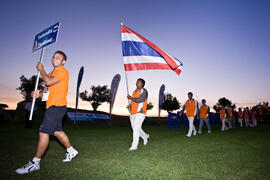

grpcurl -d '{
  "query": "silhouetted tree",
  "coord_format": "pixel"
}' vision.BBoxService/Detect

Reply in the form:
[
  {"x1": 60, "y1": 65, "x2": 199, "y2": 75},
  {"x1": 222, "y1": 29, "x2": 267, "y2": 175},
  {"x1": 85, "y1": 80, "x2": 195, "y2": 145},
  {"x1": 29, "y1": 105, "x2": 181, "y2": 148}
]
[
  {"x1": 0, "y1": 103, "x2": 8, "y2": 109},
  {"x1": 80, "y1": 85, "x2": 110, "y2": 111},
  {"x1": 16, "y1": 75, "x2": 45, "y2": 101},
  {"x1": 218, "y1": 97, "x2": 232, "y2": 107},
  {"x1": 161, "y1": 93, "x2": 180, "y2": 113}
]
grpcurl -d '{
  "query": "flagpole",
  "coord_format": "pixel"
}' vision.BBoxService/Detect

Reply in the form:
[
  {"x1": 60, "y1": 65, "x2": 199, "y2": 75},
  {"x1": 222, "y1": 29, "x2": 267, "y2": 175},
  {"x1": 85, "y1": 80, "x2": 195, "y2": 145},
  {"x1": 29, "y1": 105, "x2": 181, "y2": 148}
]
[
  {"x1": 29, "y1": 47, "x2": 45, "y2": 120},
  {"x1": 121, "y1": 22, "x2": 131, "y2": 114}
]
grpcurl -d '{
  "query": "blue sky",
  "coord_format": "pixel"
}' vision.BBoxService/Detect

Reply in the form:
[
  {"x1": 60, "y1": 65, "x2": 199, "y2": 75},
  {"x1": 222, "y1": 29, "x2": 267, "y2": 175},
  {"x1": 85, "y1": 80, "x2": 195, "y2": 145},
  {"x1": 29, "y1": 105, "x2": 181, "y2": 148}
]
[{"x1": 0, "y1": 0, "x2": 269, "y2": 116}]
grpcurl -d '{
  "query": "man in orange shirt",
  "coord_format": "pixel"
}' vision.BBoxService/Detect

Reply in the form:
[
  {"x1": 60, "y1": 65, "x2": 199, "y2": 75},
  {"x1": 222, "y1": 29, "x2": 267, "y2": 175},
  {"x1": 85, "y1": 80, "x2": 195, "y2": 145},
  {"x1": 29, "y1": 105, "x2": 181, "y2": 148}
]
[
  {"x1": 16, "y1": 51, "x2": 78, "y2": 174},
  {"x1": 182, "y1": 92, "x2": 198, "y2": 137},
  {"x1": 237, "y1": 108, "x2": 243, "y2": 127},
  {"x1": 226, "y1": 105, "x2": 232, "y2": 129},
  {"x1": 198, "y1": 99, "x2": 211, "y2": 134},
  {"x1": 127, "y1": 78, "x2": 149, "y2": 151},
  {"x1": 220, "y1": 105, "x2": 227, "y2": 131},
  {"x1": 244, "y1": 107, "x2": 250, "y2": 127}
]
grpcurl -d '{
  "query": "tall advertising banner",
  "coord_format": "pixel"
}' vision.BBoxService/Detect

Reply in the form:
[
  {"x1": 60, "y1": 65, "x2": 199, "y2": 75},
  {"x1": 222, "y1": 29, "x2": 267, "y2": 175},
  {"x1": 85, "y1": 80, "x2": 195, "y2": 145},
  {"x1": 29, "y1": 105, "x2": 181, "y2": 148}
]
[
  {"x1": 110, "y1": 74, "x2": 121, "y2": 117},
  {"x1": 74, "y1": 66, "x2": 84, "y2": 124},
  {"x1": 158, "y1": 84, "x2": 165, "y2": 118}
]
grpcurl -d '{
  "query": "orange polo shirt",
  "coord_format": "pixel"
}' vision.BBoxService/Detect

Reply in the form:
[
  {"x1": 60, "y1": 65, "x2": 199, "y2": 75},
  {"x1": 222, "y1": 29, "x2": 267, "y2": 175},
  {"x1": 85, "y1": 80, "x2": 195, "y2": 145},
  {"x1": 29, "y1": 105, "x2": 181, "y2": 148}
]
[{"x1": 46, "y1": 66, "x2": 69, "y2": 109}]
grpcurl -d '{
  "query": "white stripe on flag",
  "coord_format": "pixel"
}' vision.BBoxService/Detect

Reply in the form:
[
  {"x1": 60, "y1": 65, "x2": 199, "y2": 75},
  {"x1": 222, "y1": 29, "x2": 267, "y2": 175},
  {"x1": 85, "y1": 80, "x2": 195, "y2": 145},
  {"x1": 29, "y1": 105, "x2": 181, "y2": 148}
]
[
  {"x1": 121, "y1": 33, "x2": 144, "y2": 42},
  {"x1": 123, "y1": 56, "x2": 167, "y2": 64}
]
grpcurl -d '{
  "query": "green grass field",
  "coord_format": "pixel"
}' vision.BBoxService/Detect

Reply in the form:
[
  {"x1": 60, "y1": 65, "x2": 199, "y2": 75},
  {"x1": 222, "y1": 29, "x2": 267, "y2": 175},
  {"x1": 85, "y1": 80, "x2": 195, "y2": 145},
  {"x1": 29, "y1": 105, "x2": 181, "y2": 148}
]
[{"x1": 0, "y1": 118, "x2": 270, "y2": 180}]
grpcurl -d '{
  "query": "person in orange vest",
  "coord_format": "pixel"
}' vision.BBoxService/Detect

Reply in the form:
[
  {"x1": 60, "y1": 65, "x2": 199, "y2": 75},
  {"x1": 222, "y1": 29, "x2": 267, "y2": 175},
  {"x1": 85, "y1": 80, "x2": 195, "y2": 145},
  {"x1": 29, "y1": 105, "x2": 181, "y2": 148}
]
[
  {"x1": 237, "y1": 108, "x2": 243, "y2": 127},
  {"x1": 226, "y1": 105, "x2": 232, "y2": 129},
  {"x1": 127, "y1": 78, "x2": 149, "y2": 151},
  {"x1": 182, "y1": 92, "x2": 198, "y2": 137},
  {"x1": 198, "y1": 99, "x2": 211, "y2": 134},
  {"x1": 250, "y1": 109, "x2": 257, "y2": 127},
  {"x1": 244, "y1": 107, "x2": 250, "y2": 127},
  {"x1": 220, "y1": 105, "x2": 227, "y2": 131}
]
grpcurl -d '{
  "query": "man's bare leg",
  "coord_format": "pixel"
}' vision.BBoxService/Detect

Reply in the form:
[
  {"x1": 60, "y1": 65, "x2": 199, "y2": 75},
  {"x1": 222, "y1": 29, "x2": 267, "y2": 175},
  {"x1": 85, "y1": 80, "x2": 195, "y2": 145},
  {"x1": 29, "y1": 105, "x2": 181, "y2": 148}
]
[
  {"x1": 35, "y1": 132, "x2": 50, "y2": 158},
  {"x1": 54, "y1": 131, "x2": 71, "y2": 148},
  {"x1": 54, "y1": 131, "x2": 78, "y2": 162}
]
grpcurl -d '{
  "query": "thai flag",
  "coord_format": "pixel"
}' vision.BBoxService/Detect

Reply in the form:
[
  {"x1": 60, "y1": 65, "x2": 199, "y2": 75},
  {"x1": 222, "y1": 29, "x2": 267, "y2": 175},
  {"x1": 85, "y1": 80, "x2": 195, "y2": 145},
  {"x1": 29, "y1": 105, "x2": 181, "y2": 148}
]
[{"x1": 121, "y1": 23, "x2": 183, "y2": 75}]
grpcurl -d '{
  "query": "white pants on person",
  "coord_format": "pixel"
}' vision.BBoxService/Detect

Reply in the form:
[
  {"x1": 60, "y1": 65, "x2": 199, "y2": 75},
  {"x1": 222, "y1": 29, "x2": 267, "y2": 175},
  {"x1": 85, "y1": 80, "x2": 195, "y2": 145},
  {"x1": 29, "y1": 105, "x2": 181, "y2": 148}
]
[
  {"x1": 187, "y1": 117, "x2": 197, "y2": 136},
  {"x1": 250, "y1": 119, "x2": 257, "y2": 127},
  {"x1": 221, "y1": 119, "x2": 227, "y2": 131},
  {"x1": 238, "y1": 118, "x2": 243, "y2": 127},
  {"x1": 130, "y1": 113, "x2": 147, "y2": 148},
  {"x1": 244, "y1": 119, "x2": 249, "y2": 127}
]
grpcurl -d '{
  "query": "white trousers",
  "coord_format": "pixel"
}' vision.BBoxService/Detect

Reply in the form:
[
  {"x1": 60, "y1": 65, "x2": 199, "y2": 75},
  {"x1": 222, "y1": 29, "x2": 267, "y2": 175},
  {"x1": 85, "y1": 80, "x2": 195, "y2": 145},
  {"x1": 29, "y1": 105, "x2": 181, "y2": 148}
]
[
  {"x1": 244, "y1": 118, "x2": 249, "y2": 127},
  {"x1": 221, "y1": 119, "x2": 227, "y2": 131},
  {"x1": 130, "y1": 113, "x2": 147, "y2": 148},
  {"x1": 238, "y1": 118, "x2": 243, "y2": 127},
  {"x1": 187, "y1": 117, "x2": 197, "y2": 136}
]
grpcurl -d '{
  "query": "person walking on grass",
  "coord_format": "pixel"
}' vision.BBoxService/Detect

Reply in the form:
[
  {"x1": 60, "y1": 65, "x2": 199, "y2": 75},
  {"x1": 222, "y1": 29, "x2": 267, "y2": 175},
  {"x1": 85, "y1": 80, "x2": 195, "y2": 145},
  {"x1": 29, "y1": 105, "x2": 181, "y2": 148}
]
[
  {"x1": 182, "y1": 92, "x2": 198, "y2": 137},
  {"x1": 226, "y1": 105, "x2": 232, "y2": 129},
  {"x1": 16, "y1": 51, "x2": 78, "y2": 175},
  {"x1": 220, "y1": 105, "x2": 227, "y2": 131},
  {"x1": 250, "y1": 109, "x2": 257, "y2": 127},
  {"x1": 198, "y1": 99, "x2": 211, "y2": 134},
  {"x1": 237, "y1": 108, "x2": 243, "y2": 127},
  {"x1": 244, "y1": 107, "x2": 250, "y2": 127},
  {"x1": 127, "y1": 78, "x2": 150, "y2": 151}
]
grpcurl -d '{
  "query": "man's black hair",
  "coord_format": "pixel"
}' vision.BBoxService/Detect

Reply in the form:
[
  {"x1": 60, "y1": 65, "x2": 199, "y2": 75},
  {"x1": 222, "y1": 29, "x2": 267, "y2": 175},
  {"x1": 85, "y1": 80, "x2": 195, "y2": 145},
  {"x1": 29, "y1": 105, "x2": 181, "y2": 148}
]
[
  {"x1": 54, "y1": 50, "x2": 67, "y2": 61},
  {"x1": 188, "y1": 92, "x2": 193, "y2": 96},
  {"x1": 202, "y1": 99, "x2": 206, "y2": 102},
  {"x1": 137, "y1": 78, "x2": 145, "y2": 87}
]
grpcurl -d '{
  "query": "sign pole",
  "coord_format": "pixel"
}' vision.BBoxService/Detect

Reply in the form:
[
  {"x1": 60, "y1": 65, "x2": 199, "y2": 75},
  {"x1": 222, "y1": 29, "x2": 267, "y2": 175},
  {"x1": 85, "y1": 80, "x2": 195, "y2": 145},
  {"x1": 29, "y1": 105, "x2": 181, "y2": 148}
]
[{"x1": 29, "y1": 48, "x2": 45, "y2": 120}]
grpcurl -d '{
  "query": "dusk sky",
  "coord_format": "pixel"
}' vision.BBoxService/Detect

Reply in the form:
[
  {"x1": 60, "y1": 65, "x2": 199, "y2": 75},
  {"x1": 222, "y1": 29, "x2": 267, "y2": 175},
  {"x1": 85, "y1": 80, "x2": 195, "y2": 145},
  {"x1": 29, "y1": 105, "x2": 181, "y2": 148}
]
[{"x1": 0, "y1": 0, "x2": 269, "y2": 116}]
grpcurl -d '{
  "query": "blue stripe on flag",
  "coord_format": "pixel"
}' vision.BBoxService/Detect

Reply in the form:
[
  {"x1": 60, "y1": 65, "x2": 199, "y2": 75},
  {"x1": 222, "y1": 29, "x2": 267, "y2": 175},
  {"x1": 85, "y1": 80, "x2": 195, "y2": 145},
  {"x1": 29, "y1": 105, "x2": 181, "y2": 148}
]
[{"x1": 122, "y1": 41, "x2": 162, "y2": 57}]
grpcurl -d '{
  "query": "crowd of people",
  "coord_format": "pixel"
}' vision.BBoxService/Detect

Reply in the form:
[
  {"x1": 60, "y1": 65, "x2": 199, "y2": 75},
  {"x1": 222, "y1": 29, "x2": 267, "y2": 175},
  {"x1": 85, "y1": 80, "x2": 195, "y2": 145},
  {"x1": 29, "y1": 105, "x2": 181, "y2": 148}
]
[{"x1": 180, "y1": 92, "x2": 267, "y2": 137}]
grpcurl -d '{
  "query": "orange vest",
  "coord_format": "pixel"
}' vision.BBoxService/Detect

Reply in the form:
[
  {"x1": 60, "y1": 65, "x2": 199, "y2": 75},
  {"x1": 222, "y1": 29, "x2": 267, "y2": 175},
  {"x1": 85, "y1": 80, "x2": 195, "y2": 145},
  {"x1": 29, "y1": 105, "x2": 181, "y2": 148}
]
[
  {"x1": 220, "y1": 109, "x2": 226, "y2": 120},
  {"x1": 185, "y1": 100, "x2": 196, "y2": 118},
  {"x1": 200, "y1": 105, "x2": 208, "y2": 119},
  {"x1": 227, "y1": 108, "x2": 232, "y2": 118},
  {"x1": 238, "y1": 111, "x2": 243, "y2": 118},
  {"x1": 244, "y1": 111, "x2": 249, "y2": 119},
  {"x1": 131, "y1": 89, "x2": 148, "y2": 115}
]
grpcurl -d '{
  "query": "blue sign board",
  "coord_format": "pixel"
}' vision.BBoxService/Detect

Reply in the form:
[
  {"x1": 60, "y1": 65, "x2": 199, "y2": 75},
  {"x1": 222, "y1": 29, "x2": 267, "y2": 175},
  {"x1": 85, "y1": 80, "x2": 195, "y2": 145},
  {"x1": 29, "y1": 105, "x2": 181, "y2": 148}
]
[{"x1": 32, "y1": 22, "x2": 60, "y2": 52}]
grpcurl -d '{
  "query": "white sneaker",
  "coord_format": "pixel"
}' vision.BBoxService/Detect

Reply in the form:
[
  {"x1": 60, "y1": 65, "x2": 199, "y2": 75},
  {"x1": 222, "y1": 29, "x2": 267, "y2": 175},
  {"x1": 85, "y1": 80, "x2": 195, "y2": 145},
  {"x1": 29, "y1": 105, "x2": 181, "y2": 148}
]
[
  {"x1": 186, "y1": 134, "x2": 191, "y2": 137},
  {"x1": 15, "y1": 161, "x2": 40, "y2": 174},
  {"x1": 63, "y1": 150, "x2": 78, "y2": 162},
  {"x1": 193, "y1": 131, "x2": 197, "y2": 136},
  {"x1": 208, "y1": 131, "x2": 211, "y2": 133},
  {"x1": 128, "y1": 146, "x2": 137, "y2": 151},
  {"x1": 144, "y1": 134, "x2": 150, "y2": 146}
]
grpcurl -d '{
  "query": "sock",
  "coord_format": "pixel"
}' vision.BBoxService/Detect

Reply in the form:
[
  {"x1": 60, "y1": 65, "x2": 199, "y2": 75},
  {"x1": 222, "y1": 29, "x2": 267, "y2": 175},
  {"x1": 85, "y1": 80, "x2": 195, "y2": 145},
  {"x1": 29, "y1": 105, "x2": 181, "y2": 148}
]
[
  {"x1": 67, "y1": 146, "x2": 75, "y2": 153},
  {"x1": 32, "y1": 157, "x2": 41, "y2": 164}
]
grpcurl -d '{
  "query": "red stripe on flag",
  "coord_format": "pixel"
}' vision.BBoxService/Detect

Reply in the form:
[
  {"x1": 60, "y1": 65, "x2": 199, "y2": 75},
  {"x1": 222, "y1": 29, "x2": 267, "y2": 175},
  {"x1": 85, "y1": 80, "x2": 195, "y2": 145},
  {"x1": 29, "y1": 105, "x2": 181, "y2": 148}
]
[
  {"x1": 121, "y1": 25, "x2": 179, "y2": 70},
  {"x1": 124, "y1": 63, "x2": 181, "y2": 75}
]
